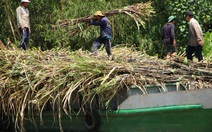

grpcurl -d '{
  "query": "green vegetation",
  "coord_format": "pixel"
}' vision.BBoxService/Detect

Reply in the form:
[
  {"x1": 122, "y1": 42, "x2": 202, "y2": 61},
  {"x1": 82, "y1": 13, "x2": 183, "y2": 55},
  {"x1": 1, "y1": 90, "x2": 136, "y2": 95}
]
[
  {"x1": 203, "y1": 32, "x2": 212, "y2": 59},
  {"x1": 168, "y1": 0, "x2": 212, "y2": 54},
  {"x1": 0, "y1": 1, "x2": 212, "y2": 131},
  {"x1": 0, "y1": 0, "x2": 211, "y2": 58}
]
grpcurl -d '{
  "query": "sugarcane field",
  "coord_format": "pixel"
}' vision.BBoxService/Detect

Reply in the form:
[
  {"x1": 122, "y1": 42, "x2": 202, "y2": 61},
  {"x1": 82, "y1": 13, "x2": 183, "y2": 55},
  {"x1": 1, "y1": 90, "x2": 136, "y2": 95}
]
[{"x1": 0, "y1": 0, "x2": 212, "y2": 132}]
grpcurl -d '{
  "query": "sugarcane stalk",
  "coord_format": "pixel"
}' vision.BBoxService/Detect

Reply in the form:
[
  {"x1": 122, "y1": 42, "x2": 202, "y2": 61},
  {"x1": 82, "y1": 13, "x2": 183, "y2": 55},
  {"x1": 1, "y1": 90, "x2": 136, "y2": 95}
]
[
  {"x1": 52, "y1": 1, "x2": 155, "y2": 29},
  {"x1": 0, "y1": 47, "x2": 212, "y2": 132},
  {"x1": 2, "y1": 0, "x2": 19, "y2": 42}
]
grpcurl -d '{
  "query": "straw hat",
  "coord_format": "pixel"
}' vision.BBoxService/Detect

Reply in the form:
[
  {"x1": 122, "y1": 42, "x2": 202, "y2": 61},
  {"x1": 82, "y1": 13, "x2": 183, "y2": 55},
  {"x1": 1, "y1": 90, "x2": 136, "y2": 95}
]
[
  {"x1": 94, "y1": 11, "x2": 105, "y2": 17},
  {"x1": 21, "y1": 0, "x2": 30, "y2": 3}
]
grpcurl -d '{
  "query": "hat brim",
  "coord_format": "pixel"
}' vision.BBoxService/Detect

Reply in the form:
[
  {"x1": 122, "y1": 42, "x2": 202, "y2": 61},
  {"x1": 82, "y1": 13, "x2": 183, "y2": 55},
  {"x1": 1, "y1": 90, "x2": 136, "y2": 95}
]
[
  {"x1": 21, "y1": 1, "x2": 30, "y2": 3},
  {"x1": 168, "y1": 17, "x2": 176, "y2": 22},
  {"x1": 94, "y1": 14, "x2": 104, "y2": 17}
]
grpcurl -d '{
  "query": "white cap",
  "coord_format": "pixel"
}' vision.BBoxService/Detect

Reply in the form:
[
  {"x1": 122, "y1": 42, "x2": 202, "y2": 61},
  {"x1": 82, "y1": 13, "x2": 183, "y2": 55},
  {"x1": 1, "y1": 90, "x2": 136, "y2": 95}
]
[{"x1": 21, "y1": 0, "x2": 30, "y2": 3}]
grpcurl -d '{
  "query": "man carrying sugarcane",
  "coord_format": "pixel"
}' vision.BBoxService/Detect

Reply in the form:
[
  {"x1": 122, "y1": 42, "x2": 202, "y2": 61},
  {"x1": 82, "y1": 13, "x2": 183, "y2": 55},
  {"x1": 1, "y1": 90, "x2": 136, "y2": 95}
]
[
  {"x1": 16, "y1": 0, "x2": 31, "y2": 50},
  {"x1": 87, "y1": 11, "x2": 113, "y2": 60}
]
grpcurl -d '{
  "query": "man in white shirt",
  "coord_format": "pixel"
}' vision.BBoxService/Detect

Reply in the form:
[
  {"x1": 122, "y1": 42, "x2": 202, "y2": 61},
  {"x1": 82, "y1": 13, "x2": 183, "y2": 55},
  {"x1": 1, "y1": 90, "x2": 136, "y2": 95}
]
[
  {"x1": 185, "y1": 11, "x2": 204, "y2": 61},
  {"x1": 16, "y1": 0, "x2": 31, "y2": 50}
]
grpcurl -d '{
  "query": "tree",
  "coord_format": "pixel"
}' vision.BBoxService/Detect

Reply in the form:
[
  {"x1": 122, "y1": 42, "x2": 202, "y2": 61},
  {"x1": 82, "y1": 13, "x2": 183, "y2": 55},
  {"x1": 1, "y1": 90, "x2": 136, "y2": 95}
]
[{"x1": 0, "y1": 0, "x2": 211, "y2": 58}]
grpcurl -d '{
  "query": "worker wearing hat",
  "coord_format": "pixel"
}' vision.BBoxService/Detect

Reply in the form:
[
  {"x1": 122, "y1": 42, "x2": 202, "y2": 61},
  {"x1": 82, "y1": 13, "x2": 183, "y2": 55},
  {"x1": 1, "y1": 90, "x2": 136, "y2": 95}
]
[
  {"x1": 87, "y1": 11, "x2": 113, "y2": 60},
  {"x1": 185, "y1": 11, "x2": 204, "y2": 61},
  {"x1": 162, "y1": 15, "x2": 177, "y2": 59},
  {"x1": 16, "y1": 0, "x2": 31, "y2": 50}
]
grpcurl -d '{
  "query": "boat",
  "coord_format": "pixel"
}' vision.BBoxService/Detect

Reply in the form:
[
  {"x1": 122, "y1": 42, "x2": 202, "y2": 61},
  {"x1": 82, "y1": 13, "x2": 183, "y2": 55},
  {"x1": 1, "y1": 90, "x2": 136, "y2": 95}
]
[{"x1": 2, "y1": 83, "x2": 211, "y2": 132}]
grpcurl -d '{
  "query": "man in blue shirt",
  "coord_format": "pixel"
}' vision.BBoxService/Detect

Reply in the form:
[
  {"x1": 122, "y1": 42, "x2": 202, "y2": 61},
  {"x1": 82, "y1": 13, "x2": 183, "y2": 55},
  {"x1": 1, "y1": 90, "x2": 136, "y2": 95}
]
[{"x1": 87, "y1": 11, "x2": 112, "y2": 60}]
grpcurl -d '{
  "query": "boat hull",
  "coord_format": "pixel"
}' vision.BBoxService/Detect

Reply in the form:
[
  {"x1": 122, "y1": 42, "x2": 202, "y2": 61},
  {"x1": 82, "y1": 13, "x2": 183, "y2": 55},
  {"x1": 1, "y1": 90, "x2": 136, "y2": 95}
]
[
  {"x1": 20, "y1": 105, "x2": 212, "y2": 132},
  {"x1": 3, "y1": 87, "x2": 212, "y2": 132}
]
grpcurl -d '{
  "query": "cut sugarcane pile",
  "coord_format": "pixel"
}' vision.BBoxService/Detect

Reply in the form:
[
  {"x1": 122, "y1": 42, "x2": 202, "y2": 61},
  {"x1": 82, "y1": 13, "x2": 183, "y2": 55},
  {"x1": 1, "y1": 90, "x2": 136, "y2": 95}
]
[{"x1": 0, "y1": 46, "x2": 212, "y2": 131}]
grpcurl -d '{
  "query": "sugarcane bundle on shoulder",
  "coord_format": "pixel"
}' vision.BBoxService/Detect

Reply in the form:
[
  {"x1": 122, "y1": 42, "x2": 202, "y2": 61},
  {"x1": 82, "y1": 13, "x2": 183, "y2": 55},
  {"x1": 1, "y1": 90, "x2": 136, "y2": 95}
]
[{"x1": 52, "y1": 1, "x2": 155, "y2": 29}]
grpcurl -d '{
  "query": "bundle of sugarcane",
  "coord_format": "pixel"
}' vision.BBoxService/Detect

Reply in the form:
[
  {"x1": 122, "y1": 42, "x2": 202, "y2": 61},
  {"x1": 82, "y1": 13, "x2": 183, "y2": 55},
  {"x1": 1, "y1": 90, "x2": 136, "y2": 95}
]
[
  {"x1": 52, "y1": 1, "x2": 155, "y2": 35},
  {"x1": 0, "y1": 47, "x2": 212, "y2": 131}
]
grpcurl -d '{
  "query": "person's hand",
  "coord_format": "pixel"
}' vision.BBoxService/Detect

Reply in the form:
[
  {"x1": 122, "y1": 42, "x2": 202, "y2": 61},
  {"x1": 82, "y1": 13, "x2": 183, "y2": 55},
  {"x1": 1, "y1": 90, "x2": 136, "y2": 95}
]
[
  {"x1": 87, "y1": 16, "x2": 93, "y2": 21},
  {"x1": 198, "y1": 40, "x2": 203, "y2": 46},
  {"x1": 29, "y1": 28, "x2": 31, "y2": 34},
  {"x1": 173, "y1": 42, "x2": 176, "y2": 47},
  {"x1": 21, "y1": 26, "x2": 24, "y2": 31},
  {"x1": 173, "y1": 39, "x2": 176, "y2": 46}
]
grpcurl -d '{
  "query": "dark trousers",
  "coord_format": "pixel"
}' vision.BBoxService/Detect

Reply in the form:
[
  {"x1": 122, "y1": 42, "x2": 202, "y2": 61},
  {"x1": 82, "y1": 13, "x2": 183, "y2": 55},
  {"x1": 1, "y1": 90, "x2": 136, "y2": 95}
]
[
  {"x1": 92, "y1": 36, "x2": 111, "y2": 56},
  {"x1": 19, "y1": 27, "x2": 29, "y2": 50},
  {"x1": 186, "y1": 45, "x2": 203, "y2": 61}
]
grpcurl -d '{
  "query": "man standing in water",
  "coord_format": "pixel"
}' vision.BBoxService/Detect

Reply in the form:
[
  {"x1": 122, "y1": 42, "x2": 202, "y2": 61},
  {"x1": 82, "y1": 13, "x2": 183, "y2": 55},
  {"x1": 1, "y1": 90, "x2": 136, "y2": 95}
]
[
  {"x1": 87, "y1": 11, "x2": 113, "y2": 60},
  {"x1": 185, "y1": 11, "x2": 204, "y2": 62},
  {"x1": 16, "y1": 0, "x2": 31, "y2": 50}
]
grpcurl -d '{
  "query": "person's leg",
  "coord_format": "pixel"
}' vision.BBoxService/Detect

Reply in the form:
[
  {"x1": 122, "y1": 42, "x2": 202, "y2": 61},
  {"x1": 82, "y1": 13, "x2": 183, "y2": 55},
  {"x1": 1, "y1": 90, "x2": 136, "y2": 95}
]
[
  {"x1": 171, "y1": 44, "x2": 177, "y2": 57},
  {"x1": 24, "y1": 28, "x2": 29, "y2": 49},
  {"x1": 92, "y1": 37, "x2": 102, "y2": 55},
  {"x1": 19, "y1": 27, "x2": 29, "y2": 50},
  {"x1": 195, "y1": 45, "x2": 203, "y2": 61},
  {"x1": 186, "y1": 46, "x2": 195, "y2": 61},
  {"x1": 166, "y1": 52, "x2": 171, "y2": 59},
  {"x1": 103, "y1": 39, "x2": 111, "y2": 56},
  {"x1": 164, "y1": 44, "x2": 171, "y2": 59}
]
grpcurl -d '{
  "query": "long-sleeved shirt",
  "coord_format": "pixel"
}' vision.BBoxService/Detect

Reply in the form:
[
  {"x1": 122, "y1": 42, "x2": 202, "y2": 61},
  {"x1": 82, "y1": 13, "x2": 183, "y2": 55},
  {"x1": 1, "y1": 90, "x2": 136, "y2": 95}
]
[
  {"x1": 162, "y1": 23, "x2": 175, "y2": 45},
  {"x1": 90, "y1": 17, "x2": 112, "y2": 39},
  {"x1": 188, "y1": 18, "x2": 204, "y2": 46},
  {"x1": 16, "y1": 6, "x2": 30, "y2": 29}
]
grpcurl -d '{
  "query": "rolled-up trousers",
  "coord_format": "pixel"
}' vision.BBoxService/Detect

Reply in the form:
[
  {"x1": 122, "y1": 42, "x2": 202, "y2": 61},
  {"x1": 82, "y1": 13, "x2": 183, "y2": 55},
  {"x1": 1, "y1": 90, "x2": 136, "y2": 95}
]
[{"x1": 92, "y1": 36, "x2": 111, "y2": 56}]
